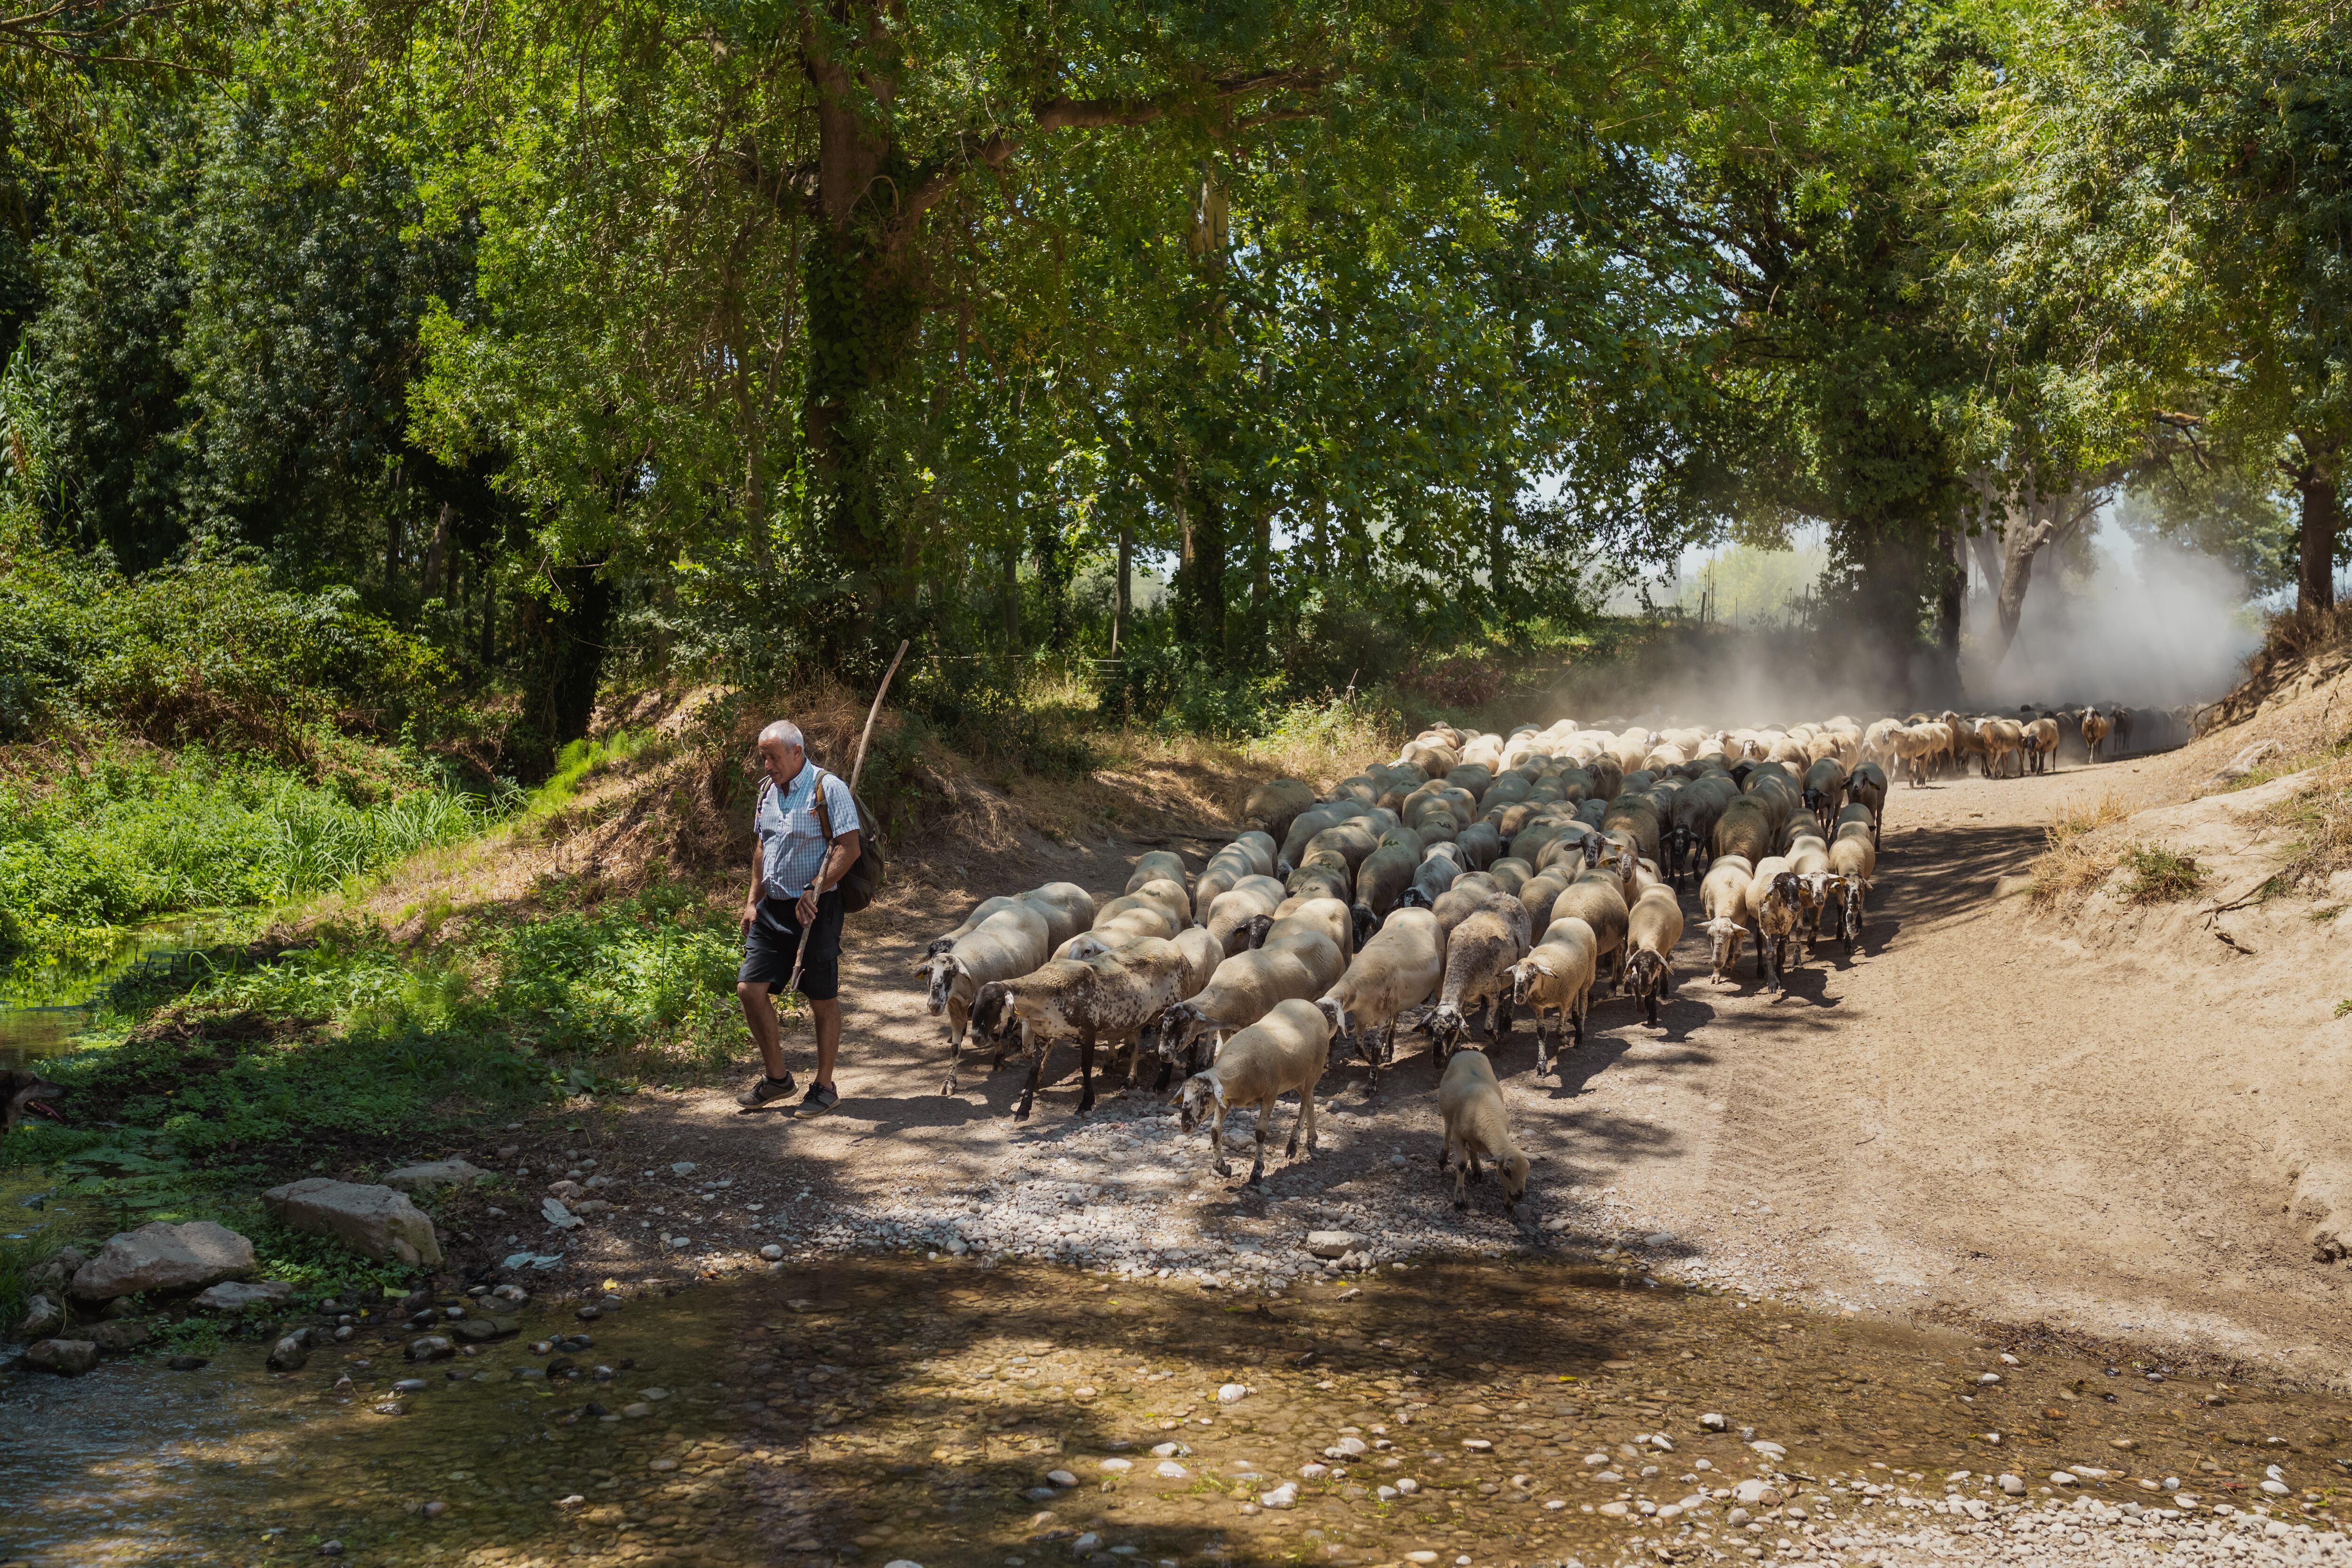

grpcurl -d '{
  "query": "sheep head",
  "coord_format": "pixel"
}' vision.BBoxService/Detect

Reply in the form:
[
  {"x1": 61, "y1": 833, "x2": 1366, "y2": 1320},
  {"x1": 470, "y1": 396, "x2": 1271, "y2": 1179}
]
[
  {"x1": 1701, "y1": 916, "x2": 1744, "y2": 976},
  {"x1": 1156, "y1": 1001, "x2": 1208, "y2": 1062},
  {"x1": 1625, "y1": 949, "x2": 1671, "y2": 1003},
  {"x1": 924, "y1": 936, "x2": 958, "y2": 958},
  {"x1": 1498, "y1": 1148, "x2": 1532, "y2": 1212},
  {"x1": 1313, "y1": 997, "x2": 1351, "y2": 1043},
  {"x1": 1175, "y1": 1072, "x2": 1224, "y2": 1133},
  {"x1": 969, "y1": 980, "x2": 1017, "y2": 1043},
  {"x1": 1428, "y1": 1002, "x2": 1468, "y2": 1052},
  {"x1": 1580, "y1": 833, "x2": 1605, "y2": 869},
  {"x1": 1241, "y1": 914, "x2": 1275, "y2": 950},
  {"x1": 918, "y1": 953, "x2": 967, "y2": 1014}
]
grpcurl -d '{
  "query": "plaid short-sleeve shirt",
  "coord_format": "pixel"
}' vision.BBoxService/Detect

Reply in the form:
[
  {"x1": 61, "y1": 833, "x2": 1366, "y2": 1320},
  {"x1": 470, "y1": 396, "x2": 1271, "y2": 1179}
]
[{"x1": 755, "y1": 764, "x2": 861, "y2": 899}]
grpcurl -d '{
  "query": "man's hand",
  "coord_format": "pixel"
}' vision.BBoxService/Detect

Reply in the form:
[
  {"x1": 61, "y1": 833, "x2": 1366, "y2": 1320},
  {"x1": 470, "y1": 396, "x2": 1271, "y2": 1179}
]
[
  {"x1": 741, "y1": 896, "x2": 760, "y2": 932},
  {"x1": 796, "y1": 887, "x2": 821, "y2": 927}
]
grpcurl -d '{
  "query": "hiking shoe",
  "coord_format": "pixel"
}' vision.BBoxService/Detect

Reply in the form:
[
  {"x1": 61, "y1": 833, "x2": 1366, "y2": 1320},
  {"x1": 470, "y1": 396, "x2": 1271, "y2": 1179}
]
[
  {"x1": 735, "y1": 1072, "x2": 796, "y2": 1110},
  {"x1": 793, "y1": 1082, "x2": 840, "y2": 1119}
]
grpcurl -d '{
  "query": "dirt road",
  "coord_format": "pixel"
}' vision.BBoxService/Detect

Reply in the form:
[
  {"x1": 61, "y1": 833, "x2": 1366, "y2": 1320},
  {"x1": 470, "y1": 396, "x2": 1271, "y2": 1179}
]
[{"x1": 470, "y1": 757, "x2": 2352, "y2": 1390}]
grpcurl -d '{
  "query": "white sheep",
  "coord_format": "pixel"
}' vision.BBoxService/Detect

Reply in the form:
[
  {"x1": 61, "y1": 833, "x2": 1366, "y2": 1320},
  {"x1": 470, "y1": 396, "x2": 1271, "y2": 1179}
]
[
  {"x1": 1698, "y1": 853, "x2": 1754, "y2": 984},
  {"x1": 1154, "y1": 930, "x2": 1347, "y2": 1079},
  {"x1": 1192, "y1": 830, "x2": 1279, "y2": 921},
  {"x1": 1508, "y1": 915, "x2": 1598, "y2": 1074},
  {"x1": 1176, "y1": 997, "x2": 1334, "y2": 1186},
  {"x1": 1203, "y1": 874, "x2": 1289, "y2": 954},
  {"x1": 1126, "y1": 850, "x2": 1190, "y2": 896},
  {"x1": 1436, "y1": 1047, "x2": 1531, "y2": 1215},
  {"x1": 1622, "y1": 883, "x2": 1684, "y2": 1028},
  {"x1": 1315, "y1": 906, "x2": 1444, "y2": 1081},
  {"x1": 917, "y1": 900, "x2": 1053, "y2": 1095}
]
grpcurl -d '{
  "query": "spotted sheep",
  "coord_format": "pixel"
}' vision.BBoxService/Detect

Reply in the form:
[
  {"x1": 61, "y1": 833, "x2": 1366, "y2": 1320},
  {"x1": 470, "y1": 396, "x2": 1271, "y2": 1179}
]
[
  {"x1": 1744, "y1": 864, "x2": 1806, "y2": 995},
  {"x1": 920, "y1": 885, "x2": 1095, "y2": 1096},
  {"x1": 990, "y1": 936, "x2": 1192, "y2": 1120}
]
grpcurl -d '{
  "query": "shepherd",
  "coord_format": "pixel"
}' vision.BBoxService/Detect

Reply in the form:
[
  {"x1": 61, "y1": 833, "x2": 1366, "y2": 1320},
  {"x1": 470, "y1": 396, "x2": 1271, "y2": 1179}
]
[{"x1": 735, "y1": 719, "x2": 863, "y2": 1118}]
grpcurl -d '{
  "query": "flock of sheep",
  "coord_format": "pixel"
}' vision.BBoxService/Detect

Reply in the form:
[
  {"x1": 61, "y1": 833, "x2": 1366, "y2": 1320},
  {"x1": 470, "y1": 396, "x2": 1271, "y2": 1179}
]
[{"x1": 911, "y1": 706, "x2": 2121, "y2": 1218}]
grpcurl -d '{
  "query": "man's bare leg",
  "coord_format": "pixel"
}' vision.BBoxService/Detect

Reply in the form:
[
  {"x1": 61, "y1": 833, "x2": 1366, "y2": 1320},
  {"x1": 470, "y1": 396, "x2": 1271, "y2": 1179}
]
[
  {"x1": 737, "y1": 981, "x2": 789, "y2": 1080},
  {"x1": 811, "y1": 997, "x2": 841, "y2": 1089}
]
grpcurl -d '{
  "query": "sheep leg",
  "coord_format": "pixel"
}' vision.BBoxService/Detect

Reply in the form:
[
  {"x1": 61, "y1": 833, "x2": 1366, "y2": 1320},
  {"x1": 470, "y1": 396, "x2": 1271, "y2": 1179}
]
[
  {"x1": 942, "y1": 1020, "x2": 965, "y2": 1098},
  {"x1": 1381, "y1": 1018, "x2": 1398, "y2": 1067},
  {"x1": 1534, "y1": 1015, "x2": 1553, "y2": 1078},
  {"x1": 1076, "y1": 1032, "x2": 1097, "y2": 1116},
  {"x1": 1491, "y1": 992, "x2": 1511, "y2": 1041},
  {"x1": 1210, "y1": 1104, "x2": 1232, "y2": 1178},
  {"x1": 1153, "y1": 1058, "x2": 1175, "y2": 1094},
  {"x1": 1014, "y1": 1036, "x2": 1048, "y2": 1122},
  {"x1": 1248, "y1": 1102, "x2": 1269, "y2": 1186}
]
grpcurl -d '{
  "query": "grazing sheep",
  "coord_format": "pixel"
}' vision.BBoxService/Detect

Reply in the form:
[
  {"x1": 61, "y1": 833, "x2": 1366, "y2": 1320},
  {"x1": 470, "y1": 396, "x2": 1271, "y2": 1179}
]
[
  {"x1": 1485, "y1": 856, "x2": 1533, "y2": 896},
  {"x1": 1192, "y1": 831, "x2": 1278, "y2": 921},
  {"x1": 1203, "y1": 875, "x2": 1290, "y2": 954},
  {"x1": 1509, "y1": 915, "x2": 1599, "y2": 1072},
  {"x1": 1454, "y1": 819, "x2": 1503, "y2": 870},
  {"x1": 1001, "y1": 936, "x2": 1192, "y2": 1120},
  {"x1": 1744, "y1": 864, "x2": 1805, "y2": 995},
  {"x1": 1154, "y1": 930, "x2": 1348, "y2": 1080},
  {"x1": 1285, "y1": 856, "x2": 1356, "y2": 906},
  {"x1": 1846, "y1": 763, "x2": 1888, "y2": 844},
  {"x1": 1175, "y1": 998, "x2": 1334, "y2": 1186},
  {"x1": 1699, "y1": 853, "x2": 1754, "y2": 984},
  {"x1": 1097, "y1": 877, "x2": 1192, "y2": 931},
  {"x1": 1436, "y1": 1048, "x2": 1531, "y2": 1215},
  {"x1": 1243, "y1": 779, "x2": 1319, "y2": 847},
  {"x1": 1549, "y1": 870, "x2": 1630, "y2": 991},
  {"x1": 918, "y1": 900, "x2": 1055, "y2": 1095},
  {"x1": 1315, "y1": 906, "x2": 1445, "y2": 1076},
  {"x1": 1400, "y1": 845, "x2": 1465, "y2": 911},
  {"x1": 1126, "y1": 850, "x2": 1190, "y2": 896},
  {"x1": 1622, "y1": 883, "x2": 1685, "y2": 1027},
  {"x1": 2023, "y1": 716, "x2": 2060, "y2": 775},
  {"x1": 2081, "y1": 706, "x2": 2114, "y2": 764},
  {"x1": 1428, "y1": 897, "x2": 1534, "y2": 1062}
]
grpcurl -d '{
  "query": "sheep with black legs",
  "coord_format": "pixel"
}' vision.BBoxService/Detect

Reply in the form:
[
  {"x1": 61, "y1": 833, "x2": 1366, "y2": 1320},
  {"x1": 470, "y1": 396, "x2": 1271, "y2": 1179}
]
[
  {"x1": 1175, "y1": 998, "x2": 1335, "y2": 1187},
  {"x1": 1698, "y1": 853, "x2": 1753, "y2": 985},
  {"x1": 1622, "y1": 883, "x2": 1685, "y2": 1028},
  {"x1": 1427, "y1": 891, "x2": 1534, "y2": 1064},
  {"x1": 1152, "y1": 930, "x2": 1347, "y2": 1082}
]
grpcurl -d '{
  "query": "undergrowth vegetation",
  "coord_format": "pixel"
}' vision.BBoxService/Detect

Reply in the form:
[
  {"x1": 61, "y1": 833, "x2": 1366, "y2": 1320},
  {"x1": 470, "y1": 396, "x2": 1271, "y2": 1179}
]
[
  {"x1": 2028, "y1": 794, "x2": 2135, "y2": 911},
  {"x1": 0, "y1": 748, "x2": 513, "y2": 956},
  {"x1": 2256, "y1": 759, "x2": 2352, "y2": 895}
]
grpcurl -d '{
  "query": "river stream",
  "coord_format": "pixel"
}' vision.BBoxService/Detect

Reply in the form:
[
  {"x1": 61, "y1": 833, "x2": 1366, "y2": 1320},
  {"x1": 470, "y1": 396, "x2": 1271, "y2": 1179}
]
[{"x1": 3, "y1": 1248, "x2": 2348, "y2": 1568}]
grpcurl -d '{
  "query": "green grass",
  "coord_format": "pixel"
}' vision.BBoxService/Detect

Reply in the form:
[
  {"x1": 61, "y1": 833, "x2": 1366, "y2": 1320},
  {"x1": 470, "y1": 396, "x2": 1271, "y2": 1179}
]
[
  {"x1": 2119, "y1": 845, "x2": 2209, "y2": 905},
  {"x1": 0, "y1": 748, "x2": 515, "y2": 957}
]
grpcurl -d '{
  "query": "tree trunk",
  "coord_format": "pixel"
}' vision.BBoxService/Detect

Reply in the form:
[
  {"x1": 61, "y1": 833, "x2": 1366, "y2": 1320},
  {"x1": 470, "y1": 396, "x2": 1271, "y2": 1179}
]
[
  {"x1": 1112, "y1": 527, "x2": 1131, "y2": 655},
  {"x1": 1172, "y1": 458, "x2": 1227, "y2": 655},
  {"x1": 1002, "y1": 542, "x2": 1020, "y2": 653},
  {"x1": 480, "y1": 572, "x2": 495, "y2": 665},
  {"x1": 1244, "y1": 504, "x2": 1271, "y2": 668},
  {"x1": 1931, "y1": 523, "x2": 1964, "y2": 701},
  {"x1": 2292, "y1": 438, "x2": 2341, "y2": 615},
  {"x1": 421, "y1": 503, "x2": 452, "y2": 600},
  {"x1": 514, "y1": 566, "x2": 611, "y2": 778},
  {"x1": 1488, "y1": 484, "x2": 1511, "y2": 623}
]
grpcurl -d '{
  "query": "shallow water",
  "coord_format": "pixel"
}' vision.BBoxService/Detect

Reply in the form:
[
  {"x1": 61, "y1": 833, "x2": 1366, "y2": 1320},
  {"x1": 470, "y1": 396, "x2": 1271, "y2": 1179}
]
[
  {"x1": 2, "y1": 1255, "x2": 2347, "y2": 1568},
  {"x1": 0, "y1": 912, "x2": 250, "y2": 1069}
]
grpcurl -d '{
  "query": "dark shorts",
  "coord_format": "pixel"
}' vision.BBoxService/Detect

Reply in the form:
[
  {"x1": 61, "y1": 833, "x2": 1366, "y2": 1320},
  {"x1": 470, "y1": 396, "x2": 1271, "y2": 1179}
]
[{"x1": 739, "y1": 891, "x2": 845, "y2": 1001}]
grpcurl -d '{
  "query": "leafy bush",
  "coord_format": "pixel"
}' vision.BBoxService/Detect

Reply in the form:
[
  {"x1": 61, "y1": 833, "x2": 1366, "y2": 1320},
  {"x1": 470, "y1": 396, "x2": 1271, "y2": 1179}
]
[
  {"x1": 2119, "y1": 844, "x2": 2209, "y2": 904},
  {"x1": 0, "y1": 749, "x2": 509, "y2": 954},
  {"x1": 0, "y1": 543, "x2": 451, "y2": 754}
]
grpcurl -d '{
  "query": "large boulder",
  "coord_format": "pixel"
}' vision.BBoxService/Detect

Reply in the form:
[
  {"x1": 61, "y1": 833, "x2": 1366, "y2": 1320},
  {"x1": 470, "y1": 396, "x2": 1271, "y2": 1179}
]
[
  {"x1": 89, "y1": 1320, "x2": 150, "y2": 1353},
  {"x1": 381, "y1": 1160, "x2": 491, "y2": 1194},
  {"x1": 70, "y1": 1222, "x2": 255, "y2": 1301},
  {"x1": 26, "y1": 1339, "x2": 99, "y2": 1376},
  {"x1": 262, "y1": 1179, "x2": 443, "y2": 1266}
]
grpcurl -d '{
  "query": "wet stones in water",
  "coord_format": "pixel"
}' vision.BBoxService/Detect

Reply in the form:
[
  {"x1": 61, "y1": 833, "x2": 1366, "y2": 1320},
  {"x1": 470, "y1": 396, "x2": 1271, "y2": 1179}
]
[
  {"x1": 25, "y1": 1339, "x2": 99, "y2": 1375},
  {"x1": 406, "y1": 1335, "x2": 456, "y2": 1362},
  {"x1": 89, "y1": 1320, "x2": 150, "y2": 1354},
  {"x1": 393, "y1": 1378, "x2": 429, "y2": 1394},
  {"x1": 268, "y1": 1330, "x2": 314, "y2": 1371},
  {"x1": 16, "y1": 1293, "x2": 63, "y2": 1338},
  {"x1": 167, "y1": 1355, "x2": 209, "y2": 1372}
]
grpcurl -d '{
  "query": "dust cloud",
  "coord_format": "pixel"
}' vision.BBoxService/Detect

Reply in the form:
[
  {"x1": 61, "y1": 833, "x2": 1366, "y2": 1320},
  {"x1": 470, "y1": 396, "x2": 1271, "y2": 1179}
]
[{"x1": 1971, "y1": 530, "x2": 2261, "y2": 710}]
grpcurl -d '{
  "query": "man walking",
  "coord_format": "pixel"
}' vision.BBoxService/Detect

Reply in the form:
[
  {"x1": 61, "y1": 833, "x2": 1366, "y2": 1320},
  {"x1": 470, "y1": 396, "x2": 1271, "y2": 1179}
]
[{"x1": 736, "y1": 719, "x2": 862, "y2": 1117}]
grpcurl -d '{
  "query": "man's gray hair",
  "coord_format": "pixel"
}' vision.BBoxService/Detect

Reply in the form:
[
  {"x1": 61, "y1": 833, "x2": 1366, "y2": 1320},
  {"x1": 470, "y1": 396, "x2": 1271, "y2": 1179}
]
[{"x1": 757, "y1": 719, "x2": 805, "y2": 750}]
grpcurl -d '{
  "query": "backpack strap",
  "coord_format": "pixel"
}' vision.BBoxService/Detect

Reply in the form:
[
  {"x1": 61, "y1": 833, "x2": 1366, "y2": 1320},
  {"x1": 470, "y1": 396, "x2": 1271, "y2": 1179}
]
[{"x1": 810, "y1": 768, "x2": 834, "y2": 843}]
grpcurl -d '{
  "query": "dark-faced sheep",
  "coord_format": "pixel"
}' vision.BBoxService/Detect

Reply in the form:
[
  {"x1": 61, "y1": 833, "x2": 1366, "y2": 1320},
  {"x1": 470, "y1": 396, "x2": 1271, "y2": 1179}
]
[
  {"x1": 1203, "y1": 875, "x2": 1289, "y2": 954},
  {"x1": 2081, "y1": 707, "x2": 2114, "y2": 764},
  {"x1": 919, "y1": 900, "x2": 1054, "y2": 1095},
  {"x1": 1154, "y1": 929, "x2": 1348, "y2": 1082},
  {"x1": 1744, "y1": 864, "x2": 1805, "y2": 995},
  {"x1": 1622, "y1": 883, "x2": 1684, "y2": 1028}
]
